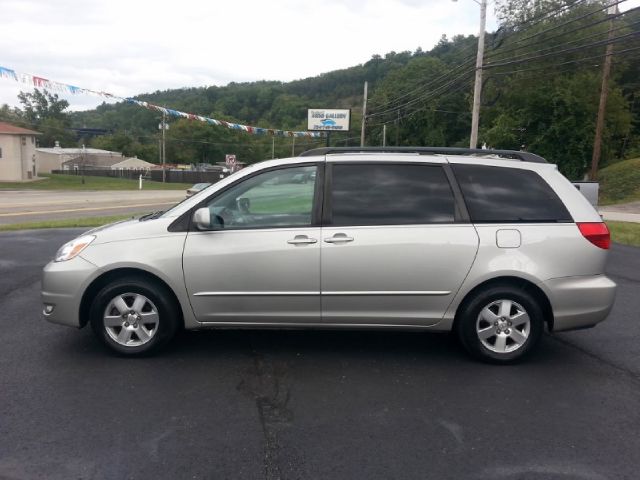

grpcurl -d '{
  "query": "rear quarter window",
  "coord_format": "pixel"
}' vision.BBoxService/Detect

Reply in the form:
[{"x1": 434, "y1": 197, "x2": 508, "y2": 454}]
[{"x1": 452, "y1": 164, "x2": 572, "y2": 223}]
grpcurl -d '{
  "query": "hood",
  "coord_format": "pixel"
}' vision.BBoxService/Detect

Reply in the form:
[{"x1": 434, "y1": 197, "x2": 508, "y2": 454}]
[
  {"x1": 85, "y1": 216, "x2": 179, "y2": 245},
  {"x1": 84, "y1": 217, "x2": 138, "y2": 236}
]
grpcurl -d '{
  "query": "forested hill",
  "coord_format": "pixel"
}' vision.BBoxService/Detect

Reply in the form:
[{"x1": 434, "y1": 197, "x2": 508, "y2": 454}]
[
  {"x1": 4, "y1": 0, "x2": 639, "y2": 180},
  {"x1": 69, "y1": 33, "x2": 477, "y2": 166}
]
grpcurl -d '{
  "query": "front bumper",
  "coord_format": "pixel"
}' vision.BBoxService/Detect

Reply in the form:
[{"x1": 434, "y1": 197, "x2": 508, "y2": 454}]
[
  {"x1": 41, "y1": 256, "x2": 100, "y2": 328},
  {"x1": 543, "y1": 274, "x2": 617, "y2": 332}
]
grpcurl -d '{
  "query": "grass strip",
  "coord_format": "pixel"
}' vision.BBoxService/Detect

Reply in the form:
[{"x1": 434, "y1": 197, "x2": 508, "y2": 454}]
[
  {"x1": 0, "y1": 214, "x2": 139, "y2": 232},
  {"x1": 598, "y1": 157, "x2": 640, "y2": 205},
  {"x1": 607, "y1": 221, "x2": 640, "y2": 248}
]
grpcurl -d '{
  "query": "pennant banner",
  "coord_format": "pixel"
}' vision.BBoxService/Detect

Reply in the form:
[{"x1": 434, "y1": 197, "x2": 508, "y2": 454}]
[{"x1": 0, "y1": 65, "x2": 324, "y2": 138}]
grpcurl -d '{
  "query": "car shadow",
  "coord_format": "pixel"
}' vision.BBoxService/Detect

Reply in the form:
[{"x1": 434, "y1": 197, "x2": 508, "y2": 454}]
[{"x1": 53, "y1": 325, "x2": 568, "y2": 369}]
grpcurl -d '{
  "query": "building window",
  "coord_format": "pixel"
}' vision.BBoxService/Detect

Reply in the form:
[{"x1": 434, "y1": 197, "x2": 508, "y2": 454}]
[
  {"x1": 0, "y1": 147, "x2": 2, "y2": 158},
  {"x1": 21, "y1": 137, "x2": 26, "y2": 146}
]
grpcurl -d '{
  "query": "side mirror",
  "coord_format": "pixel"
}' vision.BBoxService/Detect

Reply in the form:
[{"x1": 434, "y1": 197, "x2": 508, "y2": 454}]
[
  {"x1": 193, "y1": 208, "x2": 211, "y2": 230},
  {"x1": 193, "y1": 207, "x2": 224, "y2": 230}
]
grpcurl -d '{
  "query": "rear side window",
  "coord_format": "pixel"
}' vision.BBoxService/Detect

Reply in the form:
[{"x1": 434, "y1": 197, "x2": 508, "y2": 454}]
[
  {"x1": 330, "y1": 164, "x2": 456, "y2": 226},
  {"x1": 452, "y1": 164, "x2": 572, "y2": 223}
]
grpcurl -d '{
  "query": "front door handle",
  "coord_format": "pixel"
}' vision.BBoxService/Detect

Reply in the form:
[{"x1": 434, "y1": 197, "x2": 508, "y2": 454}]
[
  {"x1": 324, "y1": 233, "x2": 354, "y2": 244},
  {"x1": 287, "y1": 235, "x2": 318, "y2": 245}
]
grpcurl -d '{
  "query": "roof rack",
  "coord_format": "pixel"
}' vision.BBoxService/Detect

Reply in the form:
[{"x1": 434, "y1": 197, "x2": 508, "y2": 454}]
[{"x1": 299, "y1": 146, "x2": 547, "y2": 163}]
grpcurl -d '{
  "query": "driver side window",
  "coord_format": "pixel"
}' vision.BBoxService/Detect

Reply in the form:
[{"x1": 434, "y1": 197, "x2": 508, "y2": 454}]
[{"x1": 205, "y1": 165, "x2": 318, "y2": 230}]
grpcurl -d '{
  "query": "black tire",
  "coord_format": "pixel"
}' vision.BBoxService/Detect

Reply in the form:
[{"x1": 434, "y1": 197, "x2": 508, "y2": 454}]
[
  {"x1": 456, "y1": 285, "x2": 544, "y2": 364},
  {"x1": 89, "y1": 276, "x2": 180, "y2": 356}
]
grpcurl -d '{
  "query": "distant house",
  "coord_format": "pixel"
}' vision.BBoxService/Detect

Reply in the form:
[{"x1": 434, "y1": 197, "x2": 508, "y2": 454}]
[
  {"x1": 0, "y1": 122, "x2": 41, "y2": 181},
  {"x1": 36, "y1": 145, "x2": 125, "y2": 174},
  {"x1": 61, "y1": 155, "x2": 156, "y2": 172}
]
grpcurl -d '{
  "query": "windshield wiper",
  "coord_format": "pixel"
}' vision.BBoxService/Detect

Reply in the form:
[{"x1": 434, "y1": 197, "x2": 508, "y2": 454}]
[{"x1": 139, "y1": 210, "x2": 165, "y2": 221}]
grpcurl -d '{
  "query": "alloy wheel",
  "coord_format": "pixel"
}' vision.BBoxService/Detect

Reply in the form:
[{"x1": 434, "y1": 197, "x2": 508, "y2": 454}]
[
  {"x1": 475, "y1": 299, "x2": 531, "y2": 354},
  {"x1": 103, "y1": 292, "x2": 160, "y2": 347}
]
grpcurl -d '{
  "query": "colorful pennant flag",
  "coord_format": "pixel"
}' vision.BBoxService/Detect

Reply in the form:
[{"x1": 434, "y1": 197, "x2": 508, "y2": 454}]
[{"x1": 0, "y1": 65, "x2": 324, "y2": 138}]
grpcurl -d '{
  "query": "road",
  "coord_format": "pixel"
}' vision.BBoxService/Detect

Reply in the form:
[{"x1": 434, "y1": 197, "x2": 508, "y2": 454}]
[
  {"x1": 1, "y1": 229, "x2": 639, "y2": 480},
  {"x1": 0, "y1": 190, "x2": 185, "y2": 224}
]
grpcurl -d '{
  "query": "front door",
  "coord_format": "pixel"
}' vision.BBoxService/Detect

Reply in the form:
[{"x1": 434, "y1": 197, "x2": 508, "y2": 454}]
[
  {"x1": 321, "y1": 162, "x2": 479, "y2": 326},
  {"x1": 183, "y1": 164, "x2": 322, "y2": 324}
]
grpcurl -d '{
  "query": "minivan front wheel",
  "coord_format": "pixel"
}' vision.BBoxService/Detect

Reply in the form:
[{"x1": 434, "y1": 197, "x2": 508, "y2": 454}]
[
  {"x1": 89, "y1": 277, "x2": 180, "y2": 355},
  {"x1": 456, "y1": 286, "x2": 543, "y2": 363}
]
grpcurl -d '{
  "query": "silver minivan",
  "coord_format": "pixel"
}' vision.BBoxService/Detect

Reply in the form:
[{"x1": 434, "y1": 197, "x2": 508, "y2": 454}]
[{"x1": 42, "y1": 147, "x2": 616, "y2": 363}]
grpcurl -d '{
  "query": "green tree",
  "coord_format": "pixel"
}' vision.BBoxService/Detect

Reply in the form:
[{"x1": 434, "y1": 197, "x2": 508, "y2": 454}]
[{"x1": 17, "y1": 89, "x2": 75, "y2": 147}]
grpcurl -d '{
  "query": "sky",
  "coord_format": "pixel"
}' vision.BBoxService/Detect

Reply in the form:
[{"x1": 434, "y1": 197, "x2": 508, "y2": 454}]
[
  {"x1": 2, "y1": 0, "x2": 639, "y2": 113},
  {"x1": 0, "y1": 0, "x2": 501, "y2": 111}
]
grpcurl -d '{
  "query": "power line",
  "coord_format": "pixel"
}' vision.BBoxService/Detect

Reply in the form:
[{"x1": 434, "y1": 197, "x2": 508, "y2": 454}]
[
  {"x1": 491, "y1": 57, "x2": 605, "y2": 82},
  {"x1": 367, "y1": 37, "x2": 640, "y2": 127},
  {"x1": 367, "y1": 1, "x2": 626, "y2": 117},
  {"x1": 505, "y1": 0, "x2": 590, "y2": 30},
  {"x1": 489, "y1": 43, "x2": 640, "y2": 75},
  {"x1": 484, "y1": 30, "x2": 640, "y2": 69},
  {"x1": 485, "y1": 5, "x2": 639, "y2": 61},
  {"x1": 507, "y1": 0, "x2": 630, "y2": 45},
  {"x1": 367, "y1": 0, "x2": 571, "y2": 112},
  {"x1": 367, "y1": 77, "x2": 475, "y2": 127},
  {"x1": 367, "y1": 68, "x2": 475, "y2": 119},
  {"x1": 482, "y1": 48, "x2": 639, "y2": 85},
  {"x1": 396, "y1": 78, "x2": 475, "y2": 122},
  {"x1": 367, "y1": 54, "x2": 476, "y2": 111}
]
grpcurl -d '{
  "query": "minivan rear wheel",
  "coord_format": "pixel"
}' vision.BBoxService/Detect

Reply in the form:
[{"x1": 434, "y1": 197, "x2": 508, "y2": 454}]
[
  {"x1": 89, "y1": 277, "x2": 180, "y2": 356},
  {"x1": 456, "y1": 286, "x2": 543, "y2": 363}
]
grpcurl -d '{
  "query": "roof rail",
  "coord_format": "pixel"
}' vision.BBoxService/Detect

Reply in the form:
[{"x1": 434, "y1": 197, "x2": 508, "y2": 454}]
[{"x1": 299, "y1": 146, "x2": 547, "y2": 163}]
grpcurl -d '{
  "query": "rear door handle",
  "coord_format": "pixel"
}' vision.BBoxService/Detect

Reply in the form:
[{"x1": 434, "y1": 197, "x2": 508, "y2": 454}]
[
  {"x1": 287, "y1": 235, "x2": 318, "y2": 245},
  {"x1": 324, "y1": 233, "x2": 354, "y2": 244}
]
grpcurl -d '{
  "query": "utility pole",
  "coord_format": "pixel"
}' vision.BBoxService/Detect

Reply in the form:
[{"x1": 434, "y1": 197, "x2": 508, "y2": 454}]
[
  {"x1": 469, "y1": 0, "x2": 487, "y2": 149},
  {"x1": 81, "y1": 144, "x2": 86, "y2": 185},
  {"x1": 360, "y1": 81, "x2": 368, "y2": 147},
  {"x1": 590, "y1": 0, "x2": 617, "y2": 180},
  {"x1": 158, "y1": 112, "x2": 168, "y2": 182},
  {"x1": 382, "y1": 124, "x2": 387, "y2": 147}
]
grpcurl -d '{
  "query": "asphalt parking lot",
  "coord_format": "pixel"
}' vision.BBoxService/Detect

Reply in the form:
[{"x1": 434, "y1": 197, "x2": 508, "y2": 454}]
[{"x1": 1, "y1": 229, "x2": 639, "y2": 480}]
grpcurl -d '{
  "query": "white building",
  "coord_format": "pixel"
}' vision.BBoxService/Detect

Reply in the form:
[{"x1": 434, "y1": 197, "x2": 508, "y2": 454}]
[
  {"x1": 36, "y1": 145, "x2": 124, "y2": 174},
  {"x1": 61, "y1": 155, "x2": 156, "y2": 171},
  {"x1": 0, "y1": 122, "x2": 41, "y2": 181},
  {"x1": 108, "y1": 157, "x2": 156, "y2": 171}
]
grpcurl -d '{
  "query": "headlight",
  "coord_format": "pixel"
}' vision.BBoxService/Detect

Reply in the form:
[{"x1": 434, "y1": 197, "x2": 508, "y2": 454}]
[{"x1": 54, "y1": 235, "x2": 96, "y2": 262}]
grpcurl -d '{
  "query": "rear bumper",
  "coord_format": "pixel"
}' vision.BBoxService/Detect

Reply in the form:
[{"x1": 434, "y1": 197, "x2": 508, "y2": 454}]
[
  {"x1": 41, "y1": 256, "x2": 100, "y2": 328},
  {"x1": 542, "y1": 274, "x2": 616, "y2": 332}
]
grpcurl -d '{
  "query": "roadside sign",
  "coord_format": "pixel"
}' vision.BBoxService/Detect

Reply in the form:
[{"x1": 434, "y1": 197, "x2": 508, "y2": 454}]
[
  {"x1": 307, "y1": 109, "x2": 351, "y2": 132},
  {"x1": 225, "y1": 154, "x2": 236, "y2": 167}
]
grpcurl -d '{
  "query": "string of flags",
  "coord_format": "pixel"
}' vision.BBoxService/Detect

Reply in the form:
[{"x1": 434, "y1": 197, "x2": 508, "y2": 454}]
[{"x1": 0, "y1": 65, "x2": 324, "y2": 138}]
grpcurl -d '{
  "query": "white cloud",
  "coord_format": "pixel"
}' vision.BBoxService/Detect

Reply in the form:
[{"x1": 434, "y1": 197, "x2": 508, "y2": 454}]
[{"x1": 2, "y1": 0, "x2": 500, "y2": 111}]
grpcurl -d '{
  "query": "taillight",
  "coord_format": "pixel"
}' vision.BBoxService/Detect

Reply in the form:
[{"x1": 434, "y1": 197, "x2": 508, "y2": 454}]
[{"x1": 577, "y1": 222, "x2": 610, "y2": 249}]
